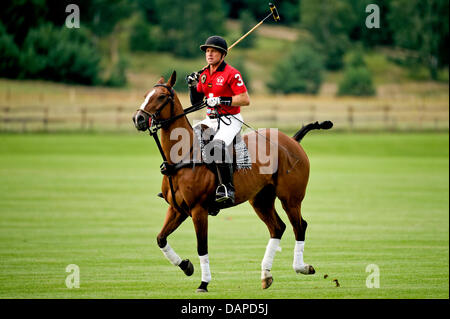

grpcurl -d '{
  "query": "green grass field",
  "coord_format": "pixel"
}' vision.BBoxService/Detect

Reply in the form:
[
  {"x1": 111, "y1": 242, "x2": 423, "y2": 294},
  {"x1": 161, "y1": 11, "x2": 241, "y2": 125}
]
[{"x1": 0, "y1": 132, "x2": 448, "y2": 299}]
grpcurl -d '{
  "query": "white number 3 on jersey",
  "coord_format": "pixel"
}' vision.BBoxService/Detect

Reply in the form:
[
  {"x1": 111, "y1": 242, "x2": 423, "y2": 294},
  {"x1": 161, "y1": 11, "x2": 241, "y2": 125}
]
[{"x1": 235, "y1": 73, "x2": 244, "y2": 87}]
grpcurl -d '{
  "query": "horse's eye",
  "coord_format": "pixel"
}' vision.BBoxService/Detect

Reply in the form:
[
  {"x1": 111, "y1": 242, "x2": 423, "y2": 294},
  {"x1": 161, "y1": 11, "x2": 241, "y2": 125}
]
[{"x1": 157, "y1": 95, "x2": 166, "y2": 100}]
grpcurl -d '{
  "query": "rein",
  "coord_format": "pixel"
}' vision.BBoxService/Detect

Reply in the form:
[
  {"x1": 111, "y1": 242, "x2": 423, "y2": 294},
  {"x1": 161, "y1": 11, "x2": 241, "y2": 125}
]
[
  {"x1": 142, "y1": 84, "x2": 207, "y2": 135},
  {"x1": 140, "y1": 84, "x2": 207, "y2": 216}
]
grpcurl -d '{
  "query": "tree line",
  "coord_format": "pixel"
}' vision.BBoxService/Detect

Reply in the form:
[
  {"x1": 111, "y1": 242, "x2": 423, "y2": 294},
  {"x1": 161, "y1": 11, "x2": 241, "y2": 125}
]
[{"x1": 0, "y1": 0, "x2": 448, "y2": 92}]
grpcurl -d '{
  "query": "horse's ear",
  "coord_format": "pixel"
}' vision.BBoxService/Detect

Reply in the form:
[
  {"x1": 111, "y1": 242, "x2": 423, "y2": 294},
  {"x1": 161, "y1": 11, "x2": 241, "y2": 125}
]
[
  {"x1": 158, "y1": 76, "x2": 165, "y2": 84},
  {"x1": 167, "y1": 70, "x2": 177, "y2": 88}
]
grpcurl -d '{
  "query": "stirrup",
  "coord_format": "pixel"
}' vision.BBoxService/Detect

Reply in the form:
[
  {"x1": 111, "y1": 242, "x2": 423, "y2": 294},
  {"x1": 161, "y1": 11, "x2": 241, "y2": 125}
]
[{"x1": 215, "y1": 184, "x2": 230, "y2": 203}]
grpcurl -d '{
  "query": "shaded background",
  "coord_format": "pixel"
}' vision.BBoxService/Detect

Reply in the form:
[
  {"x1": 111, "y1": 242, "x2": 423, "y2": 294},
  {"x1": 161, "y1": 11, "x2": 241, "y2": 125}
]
[{"x1": 0, "y1": 0, "x2": 448, "y2": 131}]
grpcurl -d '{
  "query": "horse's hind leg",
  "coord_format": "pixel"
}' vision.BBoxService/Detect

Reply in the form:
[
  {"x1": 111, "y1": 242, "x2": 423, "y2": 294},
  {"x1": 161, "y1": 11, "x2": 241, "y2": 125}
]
[
  {"x1": 156, "y1": 206, "x2": 193, "y2": 276},
  {"x1": 249, "y1": 185, "x2": 286, "y2": 289},
  {"x1": 280, "y1": 199, "x2": 315, "y2": 275}
]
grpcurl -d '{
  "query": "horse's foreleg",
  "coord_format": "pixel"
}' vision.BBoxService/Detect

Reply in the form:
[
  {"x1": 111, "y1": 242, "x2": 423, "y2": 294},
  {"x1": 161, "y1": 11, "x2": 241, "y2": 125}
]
[
  {"x1": 157, "y1": 206, "x2": 193, "y2": 276},
  {"x1": 191, "y1": 205, "x2": 210, "y2": 292}
]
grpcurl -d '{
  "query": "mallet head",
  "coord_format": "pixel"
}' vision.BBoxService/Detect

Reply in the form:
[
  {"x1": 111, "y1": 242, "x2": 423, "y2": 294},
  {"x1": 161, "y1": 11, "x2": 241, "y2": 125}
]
[{"x1": 269, "y1": 3, "x2": 280, "y2": 22}]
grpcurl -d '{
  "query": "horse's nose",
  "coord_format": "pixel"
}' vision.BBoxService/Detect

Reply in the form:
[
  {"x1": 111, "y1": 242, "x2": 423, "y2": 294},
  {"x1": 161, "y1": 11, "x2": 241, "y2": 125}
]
[
  {"x1": 137, "y1": 114, "x2": 145, "y2": 125},
  {"x1": 134, "y1": 112, "x2": 148, "y2": 131}
]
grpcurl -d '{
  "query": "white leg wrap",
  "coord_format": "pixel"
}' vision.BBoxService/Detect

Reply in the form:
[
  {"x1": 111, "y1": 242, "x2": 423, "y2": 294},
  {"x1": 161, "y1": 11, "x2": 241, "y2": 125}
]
[
  {"x1": 199, "y1": 254, "x2": 211, "y2": 283},
  {"x1": 160, "y1": 243, "x2": 181, "y2": 266},
  {"x1": 261, "y1": 238, "x2": 280, "y2": 279},
  {"x1": 293, "y1": 241, "x2": 309, "y2": 273}
]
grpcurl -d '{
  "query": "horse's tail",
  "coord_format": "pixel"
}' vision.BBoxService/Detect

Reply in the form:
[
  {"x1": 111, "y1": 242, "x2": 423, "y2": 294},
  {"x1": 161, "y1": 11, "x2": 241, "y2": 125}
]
[{"x1": 292, "y1": 121, "x2": 333, "y2": 143}]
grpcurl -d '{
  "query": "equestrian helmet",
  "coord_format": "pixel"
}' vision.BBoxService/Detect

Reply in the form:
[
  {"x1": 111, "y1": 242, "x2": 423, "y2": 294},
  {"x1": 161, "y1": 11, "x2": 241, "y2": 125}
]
[{"x1": 200, "y1": 36, "x2": 228, "y2": 56}]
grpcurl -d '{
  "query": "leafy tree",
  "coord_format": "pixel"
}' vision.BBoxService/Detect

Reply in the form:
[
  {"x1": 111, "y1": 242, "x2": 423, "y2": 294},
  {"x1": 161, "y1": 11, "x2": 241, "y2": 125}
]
[
  {"x1": 105, "y1": 57, "x2": 128, "y2": 87},
  {"x1": 279, "y1": 0, "x2": 300, "y2": 26},
  {"x1": 388, "y1": 0, "x2": 449, "y2": 79},
  {"x1": 77, "y1": 0, "x2": 133, "y2": 37},
  {"x1": 154, "y1": 0, "x2": 226, "y2": 58},
  {"x1": 225, "y1": 0, "x2": 300, "y2": 26},
  {"x1": 267, "y1": 45, "x2": 324, "y2": 94},
  {"x1": 0, "y1": 0, "x2": 133, "y2": 42},
  {"x1": 129, "y1": 13, "x2": 155, "y2": 52},
  {"x1": 300, "y1": 0, "x2": 356, "y2": 70},
  {"x1": 0, "y1": 22, "x2": 21, "y2": 78},
  {"x1": 239, "y1": 10, "x2": 257, "y2": 49},
  {"x1": 338, "y1": 51, "x2": 376, "y2": 96},
  {"x1": 229, "y1": 55, "x2": 252, "y2": 93},
  {"x1": 0, "y1": 0, "x2": 47, "y2": 46},
  {"x1": 347, "y1": 50, "x2": 366, "y2": 68},
  {"x1": 136, "y1": 0, "x2": 156, "y2": 21},
  {"x1": 224, "y1": 0, "x2": 265, "y2": 19},
  {"x1": 346, "y1": 0, "x2": 394, "y2": 47},
  {"x1": 20, "y1": 24, "x2": 102, "y2": 85},
  {"x1": 338, "y1": 67, "x2": 376, "y2": 96}
]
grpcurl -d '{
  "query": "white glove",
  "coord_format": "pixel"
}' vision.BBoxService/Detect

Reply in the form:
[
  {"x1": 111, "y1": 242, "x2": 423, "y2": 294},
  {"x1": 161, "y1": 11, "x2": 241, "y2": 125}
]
[{"x1": 206, "y1": 96, "x2": 221, "y2": 107}]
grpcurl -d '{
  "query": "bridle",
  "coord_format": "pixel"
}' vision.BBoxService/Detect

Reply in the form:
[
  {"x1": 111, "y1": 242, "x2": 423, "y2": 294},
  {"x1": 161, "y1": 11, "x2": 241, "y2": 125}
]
[
  {"x1": 137, "y1": 84, "x2": 176, "y2": 135},
  {"x1": 137, "y1": 83, "x2": 206, "y2": 136}
]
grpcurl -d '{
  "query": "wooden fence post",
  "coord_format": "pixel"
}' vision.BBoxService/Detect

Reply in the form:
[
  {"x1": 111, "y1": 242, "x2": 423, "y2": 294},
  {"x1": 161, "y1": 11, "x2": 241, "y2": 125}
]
[
  {"x1": 310, "y1": 105, "x2": 316, "y2": 122},
  {"x1": 1, "y1": 107, "x2": 10, "y2": 131},
  {"x1": 70, "y1": 89, "x2": 76, "y2": 105},
  {"x1": 272, "y1": 104, "x2": 278, "y2": 127},
  {"x1": 419, "y1": 103, "x2": 425, "y2": 129},
  {"x1": 43, "y1": 107, "x2": 48, "y2": 132},
  {"x1": 383, "y1": 105, "x2": 390, "y2": 129},
  {"x1": 81, "y1": 108, "x2": 87, "y2": 130},
  {"x1": 348, "y1": 106, "x2": 354, "y2": 129},
  {"x1": 116, "y1": 106, "x2": 122, "y2": 129}
]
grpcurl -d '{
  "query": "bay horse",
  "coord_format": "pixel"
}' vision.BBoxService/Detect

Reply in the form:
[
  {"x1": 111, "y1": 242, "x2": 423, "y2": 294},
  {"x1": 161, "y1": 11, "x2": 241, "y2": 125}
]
[{"x1": 132, "y1": 71, "x2": 332, "y2": 292}]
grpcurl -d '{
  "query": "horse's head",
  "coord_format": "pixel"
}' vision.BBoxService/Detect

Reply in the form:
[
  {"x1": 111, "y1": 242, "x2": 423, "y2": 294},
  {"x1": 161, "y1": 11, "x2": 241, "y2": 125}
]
[{"x1": 133, "y1": 70, "x2": 177, "y2": 131}]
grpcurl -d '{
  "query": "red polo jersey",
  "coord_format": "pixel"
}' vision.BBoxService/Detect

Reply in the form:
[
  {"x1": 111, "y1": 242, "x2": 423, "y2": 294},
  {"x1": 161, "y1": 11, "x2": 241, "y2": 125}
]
[{"x1": 197, "y1": 61, "x2": 247, "y2": 115}]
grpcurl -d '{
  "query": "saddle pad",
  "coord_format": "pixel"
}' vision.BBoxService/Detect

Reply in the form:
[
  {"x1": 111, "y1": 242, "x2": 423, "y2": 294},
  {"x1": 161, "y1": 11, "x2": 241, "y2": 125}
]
[{"x1": 193, "y1": 126, "x2": 252, "y2": 170}]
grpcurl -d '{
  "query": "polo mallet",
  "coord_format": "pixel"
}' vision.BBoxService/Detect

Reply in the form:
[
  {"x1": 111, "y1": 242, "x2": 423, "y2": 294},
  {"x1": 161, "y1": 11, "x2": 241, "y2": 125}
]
[{"x1": 228, "y1": 3, "x2": 280, "y2": 51}]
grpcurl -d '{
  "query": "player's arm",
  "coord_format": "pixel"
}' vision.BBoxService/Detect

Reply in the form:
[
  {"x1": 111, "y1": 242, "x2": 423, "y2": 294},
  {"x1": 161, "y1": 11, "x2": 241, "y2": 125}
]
[
  {"x1": 189, "y1": 86, "x2": 204, "y2": 105},
  {"x1": 228, "y1": 71, "x2": 249, "y2": 106},
  {"x1": 205, "y1": 92, "x2": 250, "y2": 108},
  {"x1": 230, "y1": 92, "x2": 250, "y2": 106}
]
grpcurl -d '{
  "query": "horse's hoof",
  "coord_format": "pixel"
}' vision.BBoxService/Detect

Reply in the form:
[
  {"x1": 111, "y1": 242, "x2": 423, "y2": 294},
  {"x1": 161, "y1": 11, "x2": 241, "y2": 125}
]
[
  {"x1": 196, "y1": 288, "x2": 208, "y2": 293},
  {"x1": 196, "y1": 281, "x2": 208, "y2": 292},
  {"x1": 308, "y1": 265, "x2": 316, "y2": 274},
  {"x1": 179, "y1": 259, "x2": 194, "y2": 276},
  {"x1": 295, "y1": 264, "x2": 315, "y2": 275},
  {"x1": 261, "y1": 277, "x2": 273, "y2": 289}
]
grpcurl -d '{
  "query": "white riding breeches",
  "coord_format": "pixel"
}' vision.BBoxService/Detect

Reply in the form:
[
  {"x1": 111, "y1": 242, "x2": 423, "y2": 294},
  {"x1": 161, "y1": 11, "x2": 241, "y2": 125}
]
[{"x1": 193, "y1": 113, "x2": 243, "y2": 147}]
